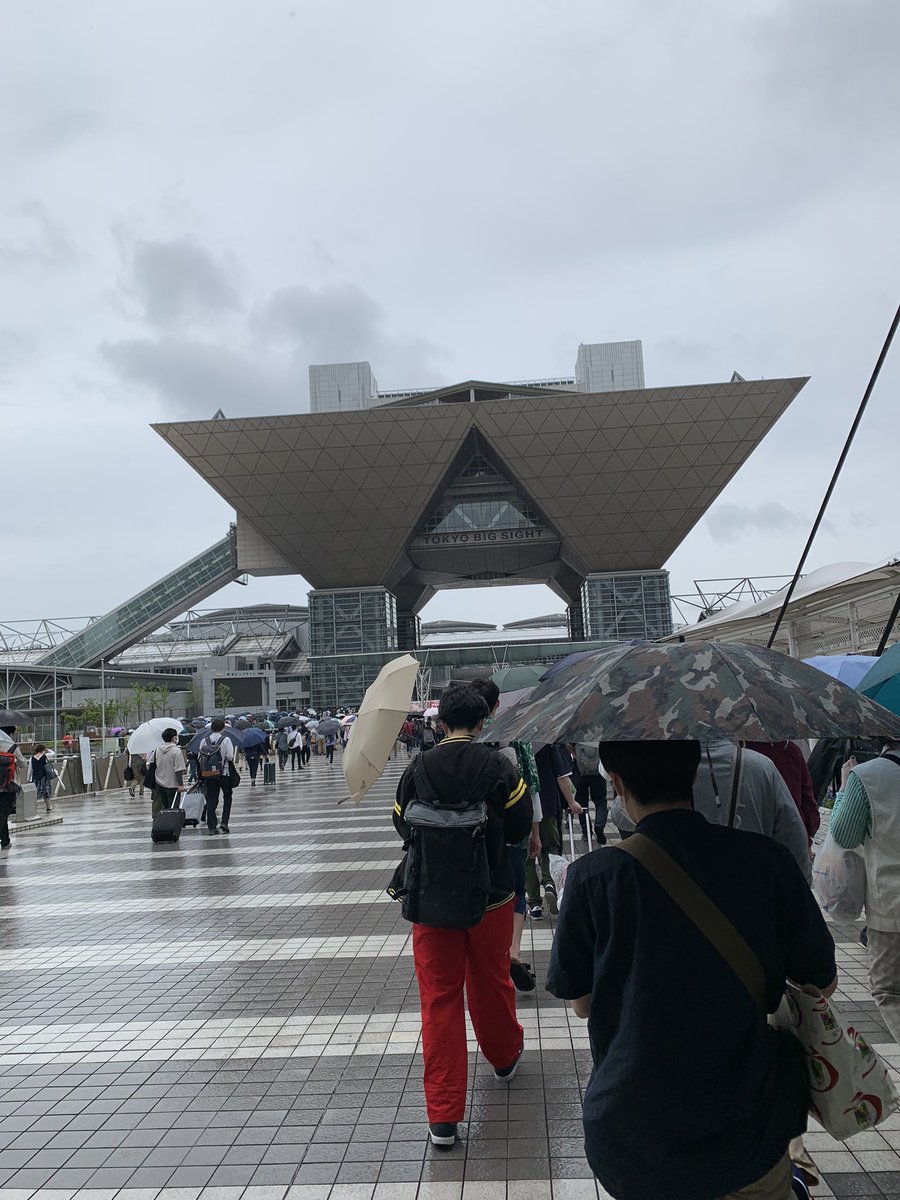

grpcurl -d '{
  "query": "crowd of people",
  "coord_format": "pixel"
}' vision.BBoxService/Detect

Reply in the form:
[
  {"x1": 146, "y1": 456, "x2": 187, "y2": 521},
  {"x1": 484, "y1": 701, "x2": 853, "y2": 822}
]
[
  {"x1": 391, "y1": 679, "x2": 900, "y2": 1200},
  {"x1": 127, "y1": 710, "x2": 351, "y2": 835}
]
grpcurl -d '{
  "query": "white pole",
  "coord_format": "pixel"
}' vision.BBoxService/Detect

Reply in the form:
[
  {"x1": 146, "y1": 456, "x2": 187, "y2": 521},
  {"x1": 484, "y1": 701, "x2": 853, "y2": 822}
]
[
  {"x1": 53, "y1": 669, "x2": 58, "y2": 754},
  {"x1": 100, "y1": 660, "x2": 106, "y2": 755}
]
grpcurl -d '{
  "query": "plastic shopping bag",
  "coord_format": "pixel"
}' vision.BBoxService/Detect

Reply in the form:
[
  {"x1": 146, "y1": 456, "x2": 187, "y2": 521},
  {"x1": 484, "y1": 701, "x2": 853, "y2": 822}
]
[
  {"x1": 548, "y1": 853, "x2": 569, "y2": 902},
  {"x1": 811, "y1": 831, "x2": 866, "y2": 921}
]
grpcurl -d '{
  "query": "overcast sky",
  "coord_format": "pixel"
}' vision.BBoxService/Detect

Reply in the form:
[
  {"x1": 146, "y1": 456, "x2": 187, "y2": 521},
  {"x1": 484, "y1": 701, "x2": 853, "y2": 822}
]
[{"x1": 3, "y1": 0, "x2": 899, "y2": 634}]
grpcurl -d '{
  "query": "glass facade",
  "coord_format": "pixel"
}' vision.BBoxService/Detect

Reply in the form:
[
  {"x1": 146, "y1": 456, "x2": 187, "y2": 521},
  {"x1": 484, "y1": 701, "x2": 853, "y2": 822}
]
[
  {"x1": 38, "y1": 532, "x2": 238, "y2": 670},
  {"x1": 423, "y1": 495, "x2": 541, "y2": 536},
  {"x1": 308, "y1": 589, "x2": 398, "y2": 658},
  {"x1": 581, "y1": 571, "x2": 673, "y2": 641}
]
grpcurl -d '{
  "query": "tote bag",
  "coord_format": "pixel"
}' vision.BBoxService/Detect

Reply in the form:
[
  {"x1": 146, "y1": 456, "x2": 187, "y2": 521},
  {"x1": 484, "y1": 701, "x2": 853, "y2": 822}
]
[{"x1": 772, "y1": 983, "x2": 898, "y2": 1139}]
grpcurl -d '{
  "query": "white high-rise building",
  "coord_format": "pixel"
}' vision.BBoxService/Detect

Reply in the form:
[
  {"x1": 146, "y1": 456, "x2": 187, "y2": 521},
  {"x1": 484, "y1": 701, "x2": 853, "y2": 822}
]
[
  {"x1": 574, "y1": 340, "x2": 644, "y2": 392},
  {"x1": 309, "y1": 361, "x2": 379, "y2": 414},
  {"x1": 308, "y1": 341, "x2": 644, "y2": 413}
]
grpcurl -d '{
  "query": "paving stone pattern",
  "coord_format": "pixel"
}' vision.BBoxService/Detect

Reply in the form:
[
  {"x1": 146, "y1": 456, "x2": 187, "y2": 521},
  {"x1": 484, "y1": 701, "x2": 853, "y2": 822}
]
[{"x1": 0, "y1": 753, "x2": 899, "y2": 1200}]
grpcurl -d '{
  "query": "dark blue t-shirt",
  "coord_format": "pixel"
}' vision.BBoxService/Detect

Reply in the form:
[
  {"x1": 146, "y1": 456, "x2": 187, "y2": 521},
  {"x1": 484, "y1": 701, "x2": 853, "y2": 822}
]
[{"x1": 546, "y1": 809, "x2": 836, "y2": 1200}]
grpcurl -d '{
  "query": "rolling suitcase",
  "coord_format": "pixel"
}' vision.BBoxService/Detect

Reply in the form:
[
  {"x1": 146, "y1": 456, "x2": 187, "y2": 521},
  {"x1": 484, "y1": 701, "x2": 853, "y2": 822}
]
[
  {"x1": 264, "y1": 761, "x2": 276, "y2": 785},
  {"x1": 567, "y1": 809, "x2": 593, "y2": 858},
  {"x1": 152, "y1": 795, "x2": 185, "y2": 843}
]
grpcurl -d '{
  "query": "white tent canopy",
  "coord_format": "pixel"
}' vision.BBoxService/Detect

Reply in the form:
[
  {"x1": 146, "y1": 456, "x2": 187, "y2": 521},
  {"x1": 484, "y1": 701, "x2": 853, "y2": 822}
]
[{"x1": 667, "y1": 556, "x2": 900, "y2": 658}]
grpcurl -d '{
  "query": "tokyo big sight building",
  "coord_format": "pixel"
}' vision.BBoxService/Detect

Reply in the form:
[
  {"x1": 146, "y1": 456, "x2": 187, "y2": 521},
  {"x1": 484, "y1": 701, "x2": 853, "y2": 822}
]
[{"x1": 155, "y1": 340, "x2": 807, "y2": 708}]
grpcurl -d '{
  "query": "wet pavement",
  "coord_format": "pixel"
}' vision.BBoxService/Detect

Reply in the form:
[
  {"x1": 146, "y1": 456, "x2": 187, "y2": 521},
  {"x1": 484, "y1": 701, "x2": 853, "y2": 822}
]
[{"x1": 0, "y1": 753, "x2": 898, "y2": 1200}]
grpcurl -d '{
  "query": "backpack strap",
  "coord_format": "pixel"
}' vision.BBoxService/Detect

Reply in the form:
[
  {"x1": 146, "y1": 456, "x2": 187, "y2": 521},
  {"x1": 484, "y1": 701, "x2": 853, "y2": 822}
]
[
  {"x1": 727, "y1": 746, "x2": 743, "y2": 828},
  {"x1": 614, "y1": 833, "x2": 767, "y2": 1012}
]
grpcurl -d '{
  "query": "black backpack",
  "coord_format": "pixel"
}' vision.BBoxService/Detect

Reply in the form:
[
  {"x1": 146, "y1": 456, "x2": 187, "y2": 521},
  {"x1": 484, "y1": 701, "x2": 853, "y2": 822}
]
[{"x1": 389, "y1": 754, "x2": 494, "y2": 930}]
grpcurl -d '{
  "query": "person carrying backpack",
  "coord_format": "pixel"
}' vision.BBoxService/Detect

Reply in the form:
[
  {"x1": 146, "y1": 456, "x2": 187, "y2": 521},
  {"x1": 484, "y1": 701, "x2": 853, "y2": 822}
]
[
  {"x1": 0, "y1": 725, "x2": 26, "y2": 849},
  {"x1": 391, "y1": 684, "x2": 532, "y2": 1148},
  {"x1": 421, "y1": 719, "x2": 436, "y2": 750},
  {"x1": 197, "y1": 719, "x2": 235, "y2": 835}
]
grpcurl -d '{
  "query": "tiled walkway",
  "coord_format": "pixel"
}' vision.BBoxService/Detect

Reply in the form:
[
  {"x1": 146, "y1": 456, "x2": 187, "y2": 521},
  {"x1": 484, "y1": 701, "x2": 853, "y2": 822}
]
[{"x1": 1, "y1": 755, "x2": 899, "y2": 1200}]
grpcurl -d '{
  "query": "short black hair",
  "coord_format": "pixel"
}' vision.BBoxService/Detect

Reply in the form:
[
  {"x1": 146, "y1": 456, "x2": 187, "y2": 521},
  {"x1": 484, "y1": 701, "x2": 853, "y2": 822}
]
[
  {"x1": 598, "y1": 741, "x2": 701, "y2": 807},
  {"x1": 210, "y1": 718, "x2": 225, "y2": 732},
  {"x1": 470, "y1": 677, "x2": 501, "y2": 715},
  {"x1": 438, "y1": 683, "x2": 489, "y2": 732},
  {"x1": 161, "y1": 727, "x2": 179, "y2": 743}
]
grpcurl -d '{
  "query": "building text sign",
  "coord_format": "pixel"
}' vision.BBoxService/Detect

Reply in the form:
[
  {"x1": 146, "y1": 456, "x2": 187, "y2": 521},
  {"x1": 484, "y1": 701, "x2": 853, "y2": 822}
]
[{"x1": 418, "y1": 527, "x2": 549, "y2": 547}]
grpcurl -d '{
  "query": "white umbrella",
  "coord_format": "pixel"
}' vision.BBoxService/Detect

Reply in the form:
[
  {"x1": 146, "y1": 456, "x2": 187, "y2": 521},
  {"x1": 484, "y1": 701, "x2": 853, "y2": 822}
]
[
  {"x1": 424, "y1": 706, "x2": 439, "y2": 718},
  {"x1": 126, "y1": 717, "x2": 183, "y2": 755},
  {"x1": 340, "y1": 713, "x2": 357, "y2": 726},
  {"x1": 342, "y1": 654, "x2": 420, "y2": 805}
]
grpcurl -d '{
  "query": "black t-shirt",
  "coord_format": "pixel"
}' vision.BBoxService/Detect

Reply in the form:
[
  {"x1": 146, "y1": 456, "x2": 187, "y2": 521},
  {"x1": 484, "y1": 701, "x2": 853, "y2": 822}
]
[
  {"x1": 394, "y1": 734, "x2": 532, "y2": 907},
  {"x1": 546, "y1": 809, "x2": 836, "y2": 1200},
  {"x1": 535, "y1": 744, "x2": 572, "y2": 818}
]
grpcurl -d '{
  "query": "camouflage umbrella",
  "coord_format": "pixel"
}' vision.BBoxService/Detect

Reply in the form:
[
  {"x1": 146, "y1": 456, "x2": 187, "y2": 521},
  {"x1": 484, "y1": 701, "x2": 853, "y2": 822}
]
[{"x1": 480, "y1": 640, "x2": 900, "y2": 747}]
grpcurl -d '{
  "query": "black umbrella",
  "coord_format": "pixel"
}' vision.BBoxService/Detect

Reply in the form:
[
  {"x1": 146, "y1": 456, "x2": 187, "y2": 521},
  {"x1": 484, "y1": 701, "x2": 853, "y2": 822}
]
[
  {"x1": 233, "y1": 719, "x2": 251, "y2": 730},
  {"x1": 277, "y1": 717, "x2": 297, "y2": 729},
  {"x1": 0, "y1": 709, "x2": 29, "y2": 727}
]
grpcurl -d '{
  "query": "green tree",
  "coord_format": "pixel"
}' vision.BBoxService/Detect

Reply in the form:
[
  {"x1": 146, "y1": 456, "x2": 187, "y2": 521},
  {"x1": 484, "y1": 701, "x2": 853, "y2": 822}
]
[
  {"x1": 215, "y1": 682, "x2": 234, "y2": 714},
  {"x1": 187, "y1": 679, "x2": 203, "y2": 717},
  {"x1": 75, "y1": 699, "x2": 104, "y2": 734},
  {"x1": 116, "y1": 697, "x2": 136, "y2": 729},
  {"x1": 149, "y1": 684, "x2": 170, "y2": 718},
  {"x1": 132, "y1": 684, "x2": 150, "y2": 723}
]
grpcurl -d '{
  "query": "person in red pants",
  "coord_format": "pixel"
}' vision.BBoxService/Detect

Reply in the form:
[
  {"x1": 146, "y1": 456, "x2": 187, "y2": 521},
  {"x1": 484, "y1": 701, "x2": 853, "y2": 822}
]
[{"x1": 393, "y1": 684, "x2": 533, "y2": 1147}]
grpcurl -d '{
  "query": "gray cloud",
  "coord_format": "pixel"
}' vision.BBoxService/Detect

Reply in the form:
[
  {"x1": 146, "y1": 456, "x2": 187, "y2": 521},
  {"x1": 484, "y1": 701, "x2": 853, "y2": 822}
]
[
  {"x1": 102, "y1": 268, "x2": 446, "y2": 415},
  {"x1": 0, "y1": 331, "x2": 32, "y2": 379},
  {"x1": 706, "y1": 502, "x2": 836, "y2": 545},
  {"x1": 850, "y1": 511, "x2": 879, "y2": 529},
  {"x1": 0, "y1": 201, "x2": 74, "y2": 268},
  {"x1": 24, "y1": 110, "x2": 105, "y2": 156},
  {"x1": 118, "y1": 235, "x2": 241, "y2": 327},
  {"x1": 254, "y1": 282, "x2": 446, "y2": 390},
  {"x1": 3, "y1": 0, "x2": 900, "y2": 626},
  {"x1": 100, "y1": 336, "x2": 300, "y2": 417}
]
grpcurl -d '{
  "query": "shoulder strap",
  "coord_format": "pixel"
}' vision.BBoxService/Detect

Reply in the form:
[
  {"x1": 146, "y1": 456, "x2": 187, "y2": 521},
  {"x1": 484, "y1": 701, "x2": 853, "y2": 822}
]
[
  {"x1": 614, "y1": 833, "x2": 767, "y2": 1011},
  {"x1": 727, "y1": 746, "x2": 743, "y2": 828}
]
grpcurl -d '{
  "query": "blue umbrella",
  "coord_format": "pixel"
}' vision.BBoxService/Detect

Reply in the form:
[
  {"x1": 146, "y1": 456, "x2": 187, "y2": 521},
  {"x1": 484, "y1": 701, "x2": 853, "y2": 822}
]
[
  {"x1": 803, "y1": 654, "x2": 880, "y2": 689},
  {"x1": 185, "y1": 725, "x2": 251, "y2": 754},
  {"x1": 539, "y1": 650, "x2": 595, "y2": 682},
  {"x1": 242, "y1": 728, "x2": 269, "y2": 748}
]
